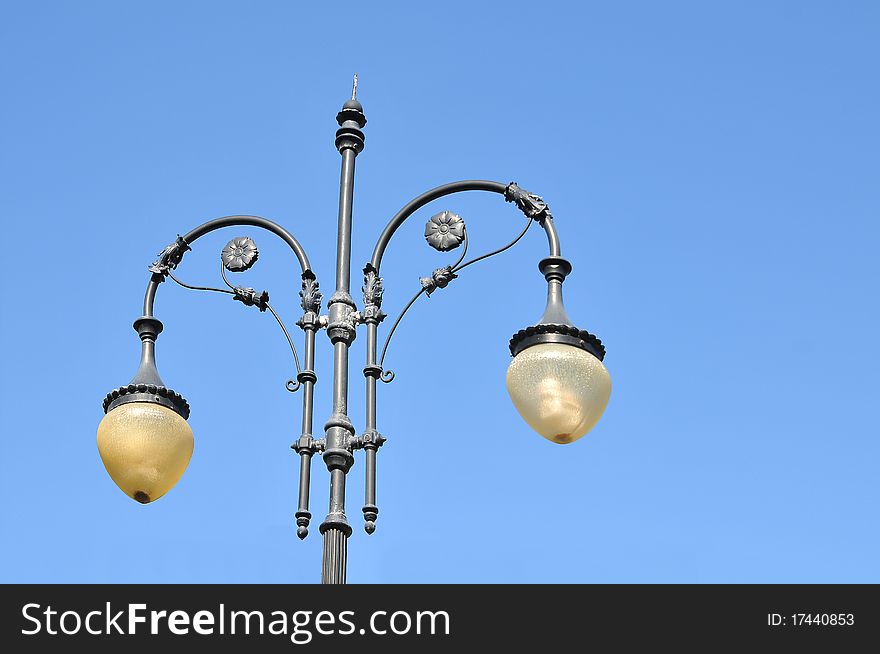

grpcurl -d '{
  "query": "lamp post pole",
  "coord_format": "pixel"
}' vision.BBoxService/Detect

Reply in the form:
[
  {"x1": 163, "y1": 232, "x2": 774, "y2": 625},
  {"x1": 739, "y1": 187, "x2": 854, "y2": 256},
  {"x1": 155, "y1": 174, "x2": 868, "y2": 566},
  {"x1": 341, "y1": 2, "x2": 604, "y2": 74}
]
[
  {"x1": 97, "y1": 78, "x2": 612, "y2": 584},
  {"x1": 320, "y1": 83, "x2": 367, "y2": 584}
]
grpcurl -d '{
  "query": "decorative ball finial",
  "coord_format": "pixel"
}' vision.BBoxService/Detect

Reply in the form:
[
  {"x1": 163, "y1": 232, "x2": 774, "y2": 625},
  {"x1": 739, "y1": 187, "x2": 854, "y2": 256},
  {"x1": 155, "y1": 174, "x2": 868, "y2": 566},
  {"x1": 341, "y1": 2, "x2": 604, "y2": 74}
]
[
  {"x1": 336, "y1": 74, "x2": 367, "y2": 149},
  {"x1": 338, "y1": 73, "x2": 366, "y2": 123}
]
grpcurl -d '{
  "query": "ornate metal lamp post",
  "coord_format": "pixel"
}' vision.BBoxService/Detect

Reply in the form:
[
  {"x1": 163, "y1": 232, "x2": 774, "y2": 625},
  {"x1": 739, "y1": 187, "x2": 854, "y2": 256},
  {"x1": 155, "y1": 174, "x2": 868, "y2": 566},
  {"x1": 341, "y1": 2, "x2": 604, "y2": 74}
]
[{"x1": 96, "y1": 79, "x2": 612, "y2": 583}]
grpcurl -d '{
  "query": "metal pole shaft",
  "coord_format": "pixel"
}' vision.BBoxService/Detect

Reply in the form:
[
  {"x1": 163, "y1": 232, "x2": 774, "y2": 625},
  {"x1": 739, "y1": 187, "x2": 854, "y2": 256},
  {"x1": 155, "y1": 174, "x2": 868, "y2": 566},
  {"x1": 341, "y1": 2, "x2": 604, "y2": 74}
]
[
  {"x1": 294, "y1": 324, "x2": 317, "y2": 539},
  {"x1": 335, "y1": 150, "x2": 356, "y2": 294},
  {"x1": 362, "y1": 320, "x2": 379, "y2": 531},
  {"x1": 320, "y1": 90, "x2": 366, "y2": 584}
]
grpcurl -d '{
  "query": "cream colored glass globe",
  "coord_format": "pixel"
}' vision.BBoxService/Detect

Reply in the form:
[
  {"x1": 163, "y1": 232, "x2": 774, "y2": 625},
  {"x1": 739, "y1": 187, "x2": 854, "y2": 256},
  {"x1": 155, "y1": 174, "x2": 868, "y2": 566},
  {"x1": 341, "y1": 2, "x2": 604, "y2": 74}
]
[
  {"x1": 506, "y1": 343, "x2": 611, "y2": 444},
  {"x1": 96, "y1": 402, "x2": 194, "y2": 503}
]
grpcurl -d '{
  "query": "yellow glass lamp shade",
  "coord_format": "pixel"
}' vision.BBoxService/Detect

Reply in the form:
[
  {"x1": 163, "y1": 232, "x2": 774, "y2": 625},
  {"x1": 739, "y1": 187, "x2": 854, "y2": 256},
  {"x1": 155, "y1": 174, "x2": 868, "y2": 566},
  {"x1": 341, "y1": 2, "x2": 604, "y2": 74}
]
[
  {"x1": 96, "y1": 402, "x2": 194, "y2": 503},
  {"x1": 506, "y1": 343, "x2": 611, "y2": 444}
]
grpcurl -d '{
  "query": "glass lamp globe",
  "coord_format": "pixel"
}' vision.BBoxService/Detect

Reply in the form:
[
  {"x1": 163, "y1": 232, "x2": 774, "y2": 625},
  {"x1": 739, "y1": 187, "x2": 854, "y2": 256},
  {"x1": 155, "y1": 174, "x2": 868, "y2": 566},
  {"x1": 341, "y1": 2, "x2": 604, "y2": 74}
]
[
  {"x1": 96, "y1": 402, "x2": 194, "y2": 503},
  {"x1": 506, "y1": 342, "x2": 611, "y2": 444}
]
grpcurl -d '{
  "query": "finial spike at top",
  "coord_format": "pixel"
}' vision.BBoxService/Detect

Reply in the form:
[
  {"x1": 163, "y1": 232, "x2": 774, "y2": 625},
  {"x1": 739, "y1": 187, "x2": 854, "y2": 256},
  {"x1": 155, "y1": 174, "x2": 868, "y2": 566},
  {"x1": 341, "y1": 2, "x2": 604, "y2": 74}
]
[{"x1": 336, "y1": 75, "x2": 366, "y2": 136}]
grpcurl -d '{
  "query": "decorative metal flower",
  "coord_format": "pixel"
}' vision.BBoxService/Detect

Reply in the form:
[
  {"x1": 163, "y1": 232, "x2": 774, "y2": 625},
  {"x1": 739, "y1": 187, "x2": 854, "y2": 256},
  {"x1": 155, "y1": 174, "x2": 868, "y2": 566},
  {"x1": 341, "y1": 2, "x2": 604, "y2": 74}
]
[
  {"x1": 221, "y1": 237, "x2": 259, "y2": 272},
  {"x1": 424, "y1": 211, "x2": 465, "y2": 251}
]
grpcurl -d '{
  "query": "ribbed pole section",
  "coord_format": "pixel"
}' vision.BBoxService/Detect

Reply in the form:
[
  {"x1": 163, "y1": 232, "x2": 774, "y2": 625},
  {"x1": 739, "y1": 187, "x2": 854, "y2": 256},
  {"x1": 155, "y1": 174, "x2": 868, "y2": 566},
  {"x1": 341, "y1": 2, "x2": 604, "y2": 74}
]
[{"x1": 321, "y1": 527, "x2": 348, "y2": 584}]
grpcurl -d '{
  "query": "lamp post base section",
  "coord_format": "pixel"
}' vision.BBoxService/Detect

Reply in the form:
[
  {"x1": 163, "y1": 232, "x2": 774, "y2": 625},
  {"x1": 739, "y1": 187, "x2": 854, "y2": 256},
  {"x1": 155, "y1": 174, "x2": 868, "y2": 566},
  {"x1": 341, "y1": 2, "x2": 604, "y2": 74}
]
[{"x1": 321, "y1": 524, "x2": 349, "y2": 584}]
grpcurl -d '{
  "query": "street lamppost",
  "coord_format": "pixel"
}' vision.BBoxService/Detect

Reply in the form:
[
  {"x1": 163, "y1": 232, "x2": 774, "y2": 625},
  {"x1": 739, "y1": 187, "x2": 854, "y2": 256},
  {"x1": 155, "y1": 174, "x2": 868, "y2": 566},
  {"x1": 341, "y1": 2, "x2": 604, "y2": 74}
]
[{"x1": 96, "y1": 79, "x2": 612, "y2": 584}]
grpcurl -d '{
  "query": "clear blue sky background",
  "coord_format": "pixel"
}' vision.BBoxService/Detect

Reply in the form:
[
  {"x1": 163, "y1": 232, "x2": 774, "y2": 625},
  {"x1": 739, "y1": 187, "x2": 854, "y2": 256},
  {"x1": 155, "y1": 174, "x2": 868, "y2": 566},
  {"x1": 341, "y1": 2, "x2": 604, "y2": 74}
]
[{"x1": 1, "y1": 1, "x2": 877, "y2": 583}]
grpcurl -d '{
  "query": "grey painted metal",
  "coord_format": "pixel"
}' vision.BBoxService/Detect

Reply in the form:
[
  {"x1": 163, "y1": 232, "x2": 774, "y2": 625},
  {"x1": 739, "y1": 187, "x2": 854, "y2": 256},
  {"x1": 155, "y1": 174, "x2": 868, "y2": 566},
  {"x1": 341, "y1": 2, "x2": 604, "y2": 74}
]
[
  {"x1": 536, "y1": 256, "x2": 574, "y2": 325},
  {"x1": 452, "y1": 215, "x2": 531, "y2": 275},
  {"x1": 184, "y1": 216, "x2": 311, "y2": 272},
  {"x1": 321, "y1": 526, "x2": 347, "y2": 584},
  {"x1": 424, "y1": 211, "x2": 466, "y2": 251},
  {"x1": 375, "y1": 212, "x2": 531, "y2": 374},
  {"x1": 102, "y1": 81, "x2": 610, "y2": 585},
  {"x1": 319, "y1": 90, "x2": 367, "y2": 584},
  {"x1": 103, "y1": 317, "x2": 190, "y2": 418},
  {"x1": 149, "y1": 236, "x2": 190, "y2": 276},
  {"x1": 293, "y1": 301, "x2": 319, "y2": 537},
  {"x1": 164, "y1": 262, "x2": 303, "y2": 378},
  {"x1": 360, "y1": 264, "x2": 386, "y2": 534},
  {"x1": 369, "y1": 180, "x2": 562, "y2": 273},
  {"x1": 507, "y1": 256, "x2": 606, "y2": 360},
  {"x1": 377, "y1": 286, "x2": 425, "y2": 370},
  {"x1": 142, "y1": 215, "x2": 312, "y2": 318},
  {"x1": 109, "y1": 216, "x2": 315, "y2": 433},
  {"x1": 295, "y1": 448, "x2": 312, "y2": 539},
  {"x1": 292, "y1": 270, "x2": 323, "y2": 538},
  {"x1": 334, "y1": 151, "x2": 357, "y2": 293},
  {"x1": 509, "y1": 323, "x2": 606, "y2": 360},
  {"x1": 221, "y1": 236, "x2": 259, "y2": 272}
]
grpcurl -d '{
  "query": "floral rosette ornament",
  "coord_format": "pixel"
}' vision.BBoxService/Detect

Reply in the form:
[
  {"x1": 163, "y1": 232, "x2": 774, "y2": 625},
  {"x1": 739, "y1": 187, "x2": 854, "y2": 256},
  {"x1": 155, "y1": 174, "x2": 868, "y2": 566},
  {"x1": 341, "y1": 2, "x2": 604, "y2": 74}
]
[
  {"x1": 424, "y1": 211, "x2": 465, "y2": 251},
  {"x1": 221, "y1": 237, "x2": 259, "y2": 272}
]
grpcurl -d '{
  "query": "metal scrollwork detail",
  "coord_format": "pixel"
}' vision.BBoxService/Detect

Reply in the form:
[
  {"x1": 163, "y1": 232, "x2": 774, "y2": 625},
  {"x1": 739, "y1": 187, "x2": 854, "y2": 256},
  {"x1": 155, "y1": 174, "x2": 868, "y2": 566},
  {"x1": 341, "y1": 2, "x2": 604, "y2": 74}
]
[
  {"x1": 233, "y1": 287, "x2": 269, "y2": 311},
  {"x1": 380, "y1": 369, "x2": 395, "y2": 383},
  {"x1": 362, "y1": 264, "x2": 383, "y2": 307},
  {"x1": 300, "y1": 272, "x2": 323, "y2": 314},
  {"x1": 362, "y1": 264, "x2": 385, "y2": 321},
  {"x1": 419, "y1": 265, "x2": 458, "y2": 296},
  {"x1": 504, "y1": 182, "x2": 552, "y2": 223},
  {"x1": 149, "y1": 236, "x2": 191, "y2": 275},
  {"x1": 424, "y1": 211, "x2": 466, "y2": 251},
  {"x1": 221, "y1": 237, "x2": 259, "y2": 272}
]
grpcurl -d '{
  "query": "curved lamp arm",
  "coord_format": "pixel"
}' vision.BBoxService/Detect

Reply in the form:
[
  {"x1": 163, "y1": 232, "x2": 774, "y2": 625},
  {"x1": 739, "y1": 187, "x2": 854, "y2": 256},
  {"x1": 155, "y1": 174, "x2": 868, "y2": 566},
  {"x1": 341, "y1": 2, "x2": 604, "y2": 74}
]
[
  {"x1": 355, "y1": 179, "x2": 569, "y2": 535},
  {"x1": 366, "y1": 179, "x2": 567, "y2": 377},
  {"x1": 103, "y1": 213, "x2": 323, "y2": 525},
  {"x1": 111, "y1": 214, "x2": 318, "y2": 414},
  {"x1": 142, "y1": 214, "x2": 314, "y2": 318},
  {"x1": 369, "y1": 180, "x2": 560, "y2": 272}
]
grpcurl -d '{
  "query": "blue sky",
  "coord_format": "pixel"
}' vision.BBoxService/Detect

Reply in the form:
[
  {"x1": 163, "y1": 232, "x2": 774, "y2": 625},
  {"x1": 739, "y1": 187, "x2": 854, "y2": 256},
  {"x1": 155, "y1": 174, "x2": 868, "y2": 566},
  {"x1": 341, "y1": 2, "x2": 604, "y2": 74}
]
[{"x1": 1, "y1": 1, "x2": 878, "y2": 583}]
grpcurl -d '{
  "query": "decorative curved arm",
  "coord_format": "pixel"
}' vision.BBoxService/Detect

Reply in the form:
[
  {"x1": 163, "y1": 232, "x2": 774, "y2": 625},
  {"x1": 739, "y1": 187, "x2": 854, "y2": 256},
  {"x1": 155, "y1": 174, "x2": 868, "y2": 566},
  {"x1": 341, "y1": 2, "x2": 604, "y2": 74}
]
[
  {"x1": 132, "y1": 213, "x2": 324, "y2": 538},
  {"x1": 141, "y1": 215, "x2": 317, "y2": 394},
  {"x1": 367, "y1": 179, "x2": 557, "y2": 374},
  {"x1": 378, "y1": 215, "x2": 534, "y2": 371},
  {"x1": 165, "y1": 264, "x2": 303, "y2": 382},
  {"x1": 369, "y1": 180, "x2": 560, "y2": 272},
  {"x1": 143, "y1": 214, "x2": 313, "y2": 318},
  {"x1": 357, "y1": 180, "x2": 565, "y2": 536}
]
